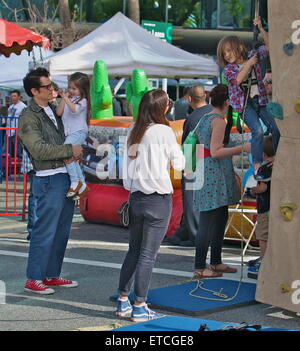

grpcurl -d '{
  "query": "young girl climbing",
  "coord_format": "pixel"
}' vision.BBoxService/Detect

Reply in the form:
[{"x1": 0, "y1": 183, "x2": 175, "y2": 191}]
[
  {"x1": 217, "y1": 17, "x2": 280, "y2": 180},
  {"x1": 56, "y1": 72, "x2": 91, "y2": 199}
]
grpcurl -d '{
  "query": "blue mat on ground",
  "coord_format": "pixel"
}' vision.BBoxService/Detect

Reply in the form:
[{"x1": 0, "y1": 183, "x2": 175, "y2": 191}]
[
  {"x1": 112, "y1": 316, "x2": 291, "y2": 331},
  {"x1": 111, "y1": 279, "x2": 257, "y2": 316}
]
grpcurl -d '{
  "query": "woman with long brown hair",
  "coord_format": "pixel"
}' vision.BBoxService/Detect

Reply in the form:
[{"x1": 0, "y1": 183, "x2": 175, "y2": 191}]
[{"x1": 116, "y1": 89, "x2": 185, "y2": 322}]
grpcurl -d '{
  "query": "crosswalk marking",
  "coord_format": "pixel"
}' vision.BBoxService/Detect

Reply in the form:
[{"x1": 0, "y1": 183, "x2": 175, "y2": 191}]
[{"x1": 0, "y1": 249, "x2": 255, "y2": 282}]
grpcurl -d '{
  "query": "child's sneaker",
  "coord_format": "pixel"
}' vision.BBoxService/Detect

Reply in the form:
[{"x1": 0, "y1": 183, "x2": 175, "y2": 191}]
[
  {"x1": 24, "y1": 280, "x2": 55, "y2": 295},
  {"x1": 66, "y1": 181, "x2": 83, "y2": 198},
  {"x1": 247, "y1": 264, "x2": 260, "y2": 280},
  {"x1": 247, "y1": 257, "x2": 261, "y2": 267},
  {"x1": 115, "y1": 298, "x2": 133, "y2": 317},
  {"x1": 131, "y1": 304, "x2": 165, "y2": 322},
  {"x1": 43, "y1": 277, "x2": 78, "y2": 288}
]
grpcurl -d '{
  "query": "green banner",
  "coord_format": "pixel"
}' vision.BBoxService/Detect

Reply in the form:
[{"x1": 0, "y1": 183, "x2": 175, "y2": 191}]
[{"x1": 142, "y1": 20, "x2": 172, "y2": 43}]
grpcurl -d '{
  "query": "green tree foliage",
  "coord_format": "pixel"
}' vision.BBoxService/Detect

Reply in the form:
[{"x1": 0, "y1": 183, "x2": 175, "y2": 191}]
[
  {"x1": 52, "y1": 0, "x2": 202, "y2": 26},
  {"x1": 139, "y1": 0, "x2": 201, "y2": 27},
  {"x1": 223, "y1": 0, "x2": 250, "y2": 28}
]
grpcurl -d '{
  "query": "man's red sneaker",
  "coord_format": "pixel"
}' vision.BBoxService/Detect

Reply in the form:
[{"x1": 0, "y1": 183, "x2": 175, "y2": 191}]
[
  {"x1": 43, "y1": 277, "x2": 78, "y2": 288},
  {"x1": 24, "y1": 280, "x2": 55, "y2": 295}
]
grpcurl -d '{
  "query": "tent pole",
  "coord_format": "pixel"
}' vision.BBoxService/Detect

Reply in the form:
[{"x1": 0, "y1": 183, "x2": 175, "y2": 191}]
[
  {"x1": 114, "y1": 78, "x2": 126, "y2": 95},
  {"x1": 162, "y1": 78, "x2": 168, "y2": 93},
  {"x1": 165, "y1": 0, "x2": 169, "y2": 22}
]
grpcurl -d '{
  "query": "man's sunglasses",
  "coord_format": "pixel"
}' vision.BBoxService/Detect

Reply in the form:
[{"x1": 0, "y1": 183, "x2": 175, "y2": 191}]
[
  {"x1": 265, "y1": 79, "x2": 272, "y2": 84},
  {"x1": 39, "y1": 83, "x2": 54, "y2": 90}
]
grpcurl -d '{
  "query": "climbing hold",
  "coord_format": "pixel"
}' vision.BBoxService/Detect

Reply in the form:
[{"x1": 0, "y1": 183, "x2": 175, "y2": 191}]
[
  {"x1": 279, "y1": 203, "x2": 298, "y2": 222},
  {"x1": 295, "y1": 99, "x2": 300, "y2": 114},
  {"x1": 280, "y1": 283, "x2": 291, "y2": 293},
  {"x1": 283, "y1": 42, "x2": 295, "y2": 56},
  {"x1": 267, "y1": 102, "x2": 284, "y2": 120}
]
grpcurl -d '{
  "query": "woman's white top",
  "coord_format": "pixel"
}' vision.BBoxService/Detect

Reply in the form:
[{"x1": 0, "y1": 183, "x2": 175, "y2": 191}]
[
  {"x1": 62, "y1": 96, "x2": 88, "y2": 136},
  {"x1": 123, "y1": 124, "x2": 185, "y2": 195}
]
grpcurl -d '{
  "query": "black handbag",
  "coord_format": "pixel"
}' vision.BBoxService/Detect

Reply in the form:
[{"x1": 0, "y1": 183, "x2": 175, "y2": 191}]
[
  {"x1": 118, "y1": 157, "x2": 137, "y2": 227},
  {"x1": 118, "y1": 200, "x2": 130, "y2": 227}
]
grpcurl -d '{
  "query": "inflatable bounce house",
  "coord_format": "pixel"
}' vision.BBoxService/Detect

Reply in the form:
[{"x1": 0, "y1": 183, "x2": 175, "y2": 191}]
[
  {"x1": 80, "y1": 60, "x2": 255, "y2": 239},
  {"x1": 80, "y1": 61, "x2": 184, "y2": 235}
]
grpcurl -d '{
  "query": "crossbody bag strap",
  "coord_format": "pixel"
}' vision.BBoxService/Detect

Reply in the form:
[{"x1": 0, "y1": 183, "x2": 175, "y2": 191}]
[{"x1": 128, "y1": 156, "x2": 137, "y2": 205}]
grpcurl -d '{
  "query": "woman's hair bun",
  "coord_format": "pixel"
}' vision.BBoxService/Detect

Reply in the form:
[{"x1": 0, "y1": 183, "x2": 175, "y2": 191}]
[{"x1": 210, "y1": 84, "x2": 229, "y2": 108}]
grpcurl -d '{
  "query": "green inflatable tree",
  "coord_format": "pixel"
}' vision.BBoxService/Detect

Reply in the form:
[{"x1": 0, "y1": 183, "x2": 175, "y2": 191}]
[
  {"x1": 126, "y1": 69, "x2": 152, "y2": 121},
  {"x1": 90, "y1": 60, "x2": 113, "y2": 119}
]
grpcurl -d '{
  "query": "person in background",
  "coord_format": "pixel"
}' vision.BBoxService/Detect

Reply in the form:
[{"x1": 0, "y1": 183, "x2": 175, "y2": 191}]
[
  {"x1": 173, "y1": 87, "x2": 191, "y2": 120},
  {"x1": 168, "y1": 85, "x2": 213, "y2": 247},
  {"x1": 7, "y1": 90, "x2": 26, "y2": 158},
  {"x1": 112, "y1": 93, "x2": 122, "y2": 116},
  {"x1": 264, "y1": 70, "x2": 272, "y2": 101},
  {"x1": 0, "y1": 105, "x2": 8, "y2": 150},
  {"x1": 116, "y1": 89, "x2": 185, "y2": 321},
  {"x1": 248, "y1": 136, "x2": 274, "y2": 279},
  {"x1": 21, "y1": 149, "x2": 36, "y2": 241}
]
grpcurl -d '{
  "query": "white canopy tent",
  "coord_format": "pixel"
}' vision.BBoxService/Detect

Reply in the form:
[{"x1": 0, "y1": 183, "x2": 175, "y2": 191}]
[
  {"x1": 0, "y1": 48, "x2": 67, "y2": 90},
  {"x1": 46, "y1": 12, "x2": 219, "y2": 79}
]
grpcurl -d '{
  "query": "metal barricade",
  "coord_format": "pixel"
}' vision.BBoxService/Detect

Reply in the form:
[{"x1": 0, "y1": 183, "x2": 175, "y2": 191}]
[{"x1": 0, "y1": 116, "x2": 25, "y2": 217}]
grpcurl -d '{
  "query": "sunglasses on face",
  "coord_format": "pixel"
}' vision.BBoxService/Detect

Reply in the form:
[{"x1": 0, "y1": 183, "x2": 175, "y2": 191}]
[
  {"x1": 265, "y1": 79, "x2": 272, "y2": 84},
  {"x1": 39, "y1": 83, "x2": 54, "y2": 91}
]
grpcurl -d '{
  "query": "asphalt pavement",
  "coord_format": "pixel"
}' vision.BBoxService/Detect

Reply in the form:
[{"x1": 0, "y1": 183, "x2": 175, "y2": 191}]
[{"x1": 0, "y1": 213, "x2": 300, "y2": 331}]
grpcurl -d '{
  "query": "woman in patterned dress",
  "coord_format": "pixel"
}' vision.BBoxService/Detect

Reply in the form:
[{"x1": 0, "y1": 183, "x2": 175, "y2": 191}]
[{"x1": 193, "y1": 85, "x2": 250, "y2": 278}]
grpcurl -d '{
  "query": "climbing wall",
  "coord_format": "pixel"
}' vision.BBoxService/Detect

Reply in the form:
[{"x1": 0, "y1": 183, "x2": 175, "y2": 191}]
[{"x1": 256, "y1": 0, "x2": 300, "y2": 312}]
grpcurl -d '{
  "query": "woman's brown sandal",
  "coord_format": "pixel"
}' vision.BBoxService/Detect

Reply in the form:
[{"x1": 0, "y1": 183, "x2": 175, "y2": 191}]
[
  {"x1": 210, "y1": 264, "x2": 237, "y2": 274},
  {"x1": 192, "y1": 269, "x2": 223, "y2": 279}
]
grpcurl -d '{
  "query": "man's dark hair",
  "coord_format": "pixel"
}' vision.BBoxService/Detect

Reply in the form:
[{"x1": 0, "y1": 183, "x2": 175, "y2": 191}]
[
  {"x1": 23, "y1": 67, "x2": 50, "y2": 97},
  {"x1": 10, "y1": 90, "x2": 21, "y2": 97},
  {"x1": 182, "y1": 86, "x2": 191, "y2": 97},
  {"x1": 210, "y1": 84, "x2": 229, "y2": 108}
]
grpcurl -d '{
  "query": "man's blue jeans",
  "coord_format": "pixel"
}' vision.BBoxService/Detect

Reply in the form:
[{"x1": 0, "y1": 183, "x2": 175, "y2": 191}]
[
  {"x1": 244, "y1": 97, "x2": 280, "y2": 164},
  {"x1": 64, "y1": 130, "x2": 87, "y2": 183},
  {"x1": 26, "y1": 173, "x2": 74, "y2": 280},
  {"x1": 27, "y1": 171, "x2": 37, "y2": 240}
]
